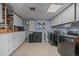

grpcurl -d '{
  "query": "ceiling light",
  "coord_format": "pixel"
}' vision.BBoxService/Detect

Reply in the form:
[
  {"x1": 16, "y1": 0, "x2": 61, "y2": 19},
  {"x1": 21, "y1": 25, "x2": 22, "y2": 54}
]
[
  {"x1": 47, "y1": 4, "x2": 62, "y2": 13},
  {"x1": 30, "y1": 7, "x2": 36, "y2": 11}
]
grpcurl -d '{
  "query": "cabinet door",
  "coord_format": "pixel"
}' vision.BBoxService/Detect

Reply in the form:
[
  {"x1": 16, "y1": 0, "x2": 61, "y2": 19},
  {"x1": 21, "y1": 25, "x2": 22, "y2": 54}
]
[
  {"x1": 51, "y1": 13, "x2": 62, "y2": 26},
  {"x1": 14, "y1": 32, "x2": 20, "y2": 49},
  {"x1": 62, "y1": 4, "x2": 74, "y2": 23},
  {"x1": 51, "y1": 17, "x2": 56, "y2": 26},
  {"x1": 18, "y1": 32, "x2": 22, "y2": 44},
  {"x1": 14, "y1": 32, "x2": 25, "y2": 49},
  {"x1": 0, "y1": 4, "x2": 2, "y2": 22},
  {"x1": 14, "y1": 14, "x2": 19, "y2": 26},
  {"x1": 8, "y1": 34, "x2": 14, "y2": 55},
  {"x1": 14, "y1": 13, "x2": 22, "y2": 26},
  {"x1": 17, "y1": 31, "x2": 25, "y2": 45},
  {"x1": 18, "y1": 17, "x2": 22, "y2": 26},
  {"x1": 76, "y1": 4, "x2": 79, "y2": 21},
  {"x1": 0, "y1": 35, "x2": 9, "y2": 56},
  {"x1": 57, "y1": 13, "x2": 63, "y2": 25},
  {"x1": 21, "y1": 31, "x2": 25, "y2": 43}
]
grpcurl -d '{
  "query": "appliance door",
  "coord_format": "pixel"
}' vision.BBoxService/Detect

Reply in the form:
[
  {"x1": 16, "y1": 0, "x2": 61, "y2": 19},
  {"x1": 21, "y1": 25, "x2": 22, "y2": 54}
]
[
  {"x1": 48, "y1": 33, "x2": 53, "y2": 46},
  {"x1": 58, "y1": 35, "x2": 75, "y2": 56},
  {"x1": 53, "y1": 34, "x2": 58, "y2": 46},
  {"x1": 63, "y1": 37, "x2": 75, "y2": 56},
  {"x1": 58, "y1": 35, "x2": 64, "y2": 56}
]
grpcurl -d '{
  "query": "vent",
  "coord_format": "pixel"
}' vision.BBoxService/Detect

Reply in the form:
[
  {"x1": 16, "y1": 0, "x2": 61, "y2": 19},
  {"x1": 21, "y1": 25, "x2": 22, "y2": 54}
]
[{"x1": 30, "y1": 7, "x2": 36, "y2": 11}]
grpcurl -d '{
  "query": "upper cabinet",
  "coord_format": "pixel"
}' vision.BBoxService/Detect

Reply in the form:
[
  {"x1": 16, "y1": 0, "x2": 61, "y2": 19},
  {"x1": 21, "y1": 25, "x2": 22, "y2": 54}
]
[
  {"x1": 62, "y1": 4, "x2": 74, "y2": 23},
  {"x1": 0, "y1": 4, "x2": 2, "y2": 22},
  {"x1": 14, "y1": 13, "x2": 22, "y2": 26},
  {"x1": 52, "y1": 16, "x2": 58, "y2": 26},
  {"x1": 18, "y1": 17, "x2": 22, "y2": 26},
  {"x1": 52, "y1": 12, "x2": 63, "y2": 26},
  {"x1": 76, "y1": 4, "x2": 79, "y2": 21},
  {"x1": 51, "y1": 4, "x2": 74, "y2": 26},
  {"x1": 14, "y1": 13, "x2": 18, "y2": 26}
]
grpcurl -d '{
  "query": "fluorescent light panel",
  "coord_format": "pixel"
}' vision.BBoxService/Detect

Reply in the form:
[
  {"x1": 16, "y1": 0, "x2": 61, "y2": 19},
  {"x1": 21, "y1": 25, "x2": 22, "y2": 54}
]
[{"x1": 47, "y1": 4, "x2": 62, "y2": 13}]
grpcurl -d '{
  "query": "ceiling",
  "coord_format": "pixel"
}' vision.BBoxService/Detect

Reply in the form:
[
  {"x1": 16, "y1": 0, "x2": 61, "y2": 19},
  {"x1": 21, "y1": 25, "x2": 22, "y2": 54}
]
[{"x1": 7, "y1": 3, "x2": 71, "y2": 20}]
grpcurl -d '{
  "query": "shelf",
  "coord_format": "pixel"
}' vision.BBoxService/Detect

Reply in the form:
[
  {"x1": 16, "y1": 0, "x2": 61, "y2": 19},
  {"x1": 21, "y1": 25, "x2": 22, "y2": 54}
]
[{"x1": 0, "y1": 4, "x2": 14, "y2": 32}]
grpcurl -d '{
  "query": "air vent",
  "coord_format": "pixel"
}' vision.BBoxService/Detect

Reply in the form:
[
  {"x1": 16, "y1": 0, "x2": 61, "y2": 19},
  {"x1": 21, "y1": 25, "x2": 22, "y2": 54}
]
[{"x1": 30, "y1": 7, "x2": 36, "y2": 11}]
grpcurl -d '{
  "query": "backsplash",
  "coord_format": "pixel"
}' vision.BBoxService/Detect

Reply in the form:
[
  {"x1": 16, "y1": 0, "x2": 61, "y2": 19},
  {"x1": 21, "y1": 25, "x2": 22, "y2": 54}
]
[{"x1": 51, "y1": 22, "x2": 79, "y2": 33}]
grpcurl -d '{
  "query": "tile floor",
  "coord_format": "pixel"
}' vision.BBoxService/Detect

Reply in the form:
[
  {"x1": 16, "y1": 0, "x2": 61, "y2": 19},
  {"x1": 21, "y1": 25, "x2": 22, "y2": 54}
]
[{"x1": 11, "y1": 42, "x2": 60, "y2": 56}]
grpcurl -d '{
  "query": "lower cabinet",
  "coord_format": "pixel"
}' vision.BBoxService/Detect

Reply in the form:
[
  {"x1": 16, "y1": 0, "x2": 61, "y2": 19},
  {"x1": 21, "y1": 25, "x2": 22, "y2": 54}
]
[
  {"x1": 14, "y1": 31, "x2": 25, "y2": 50},
  {"x1": 8, "y1": 33, "x2": 15, "y2": 55},
  {"x1": 29, "y1": 32, "x2": 42, "y2": 43},
  {"x1": 0, "y1": 34, "x2": 9, "y2": 56},
  {"x1": 0, "y1": 31, "x2": 25, "y2": 56}
]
